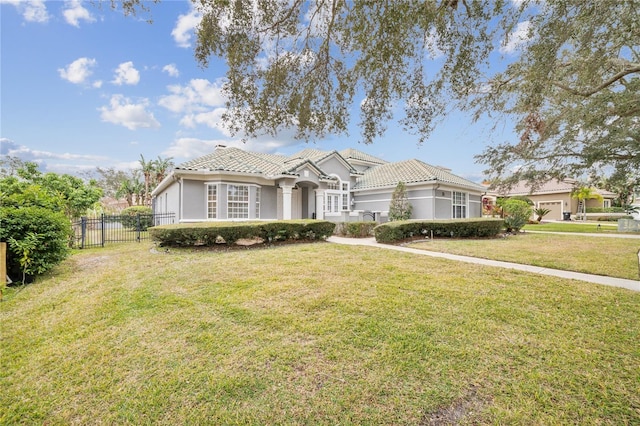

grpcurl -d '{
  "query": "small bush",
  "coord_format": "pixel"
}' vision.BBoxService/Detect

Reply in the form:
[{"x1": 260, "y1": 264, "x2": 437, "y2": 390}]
[
  {"x1": 502, "y1": 199, "x2": 532, "y2": 232},
  {"x1": 0, "y1": 206, "x2": 73, "y2": 282},
  {"x1": 149, "y1": 220, "x2": 336, "y2": 247},
  {"x1": 586, "y1": 207, "x2": 625, "y2": 213},
  {"x1": 374, "y1": 218, "x2": 504, "y2": 243},
  {"x1": 120, "y1": 206, "x2": 153, "y2": 231},
  {"x1": 335, "y1": 221, "x2": 376, "y2": 238}
]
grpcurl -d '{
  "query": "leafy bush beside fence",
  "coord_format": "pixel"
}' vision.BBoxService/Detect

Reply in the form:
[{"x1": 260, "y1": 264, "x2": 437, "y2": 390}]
[
  {"x1": 374, "y1": 218, "x2": 505, "y2": 243},
  {"x1": 150, "y1": 220, "x2": 336, "y2": 247},
  {"x1": 0, "y1": 206, "x2": 73, "y2": 282},
  {"x1": 120, "y1": 206, "x2": 153, "y2": 231}
]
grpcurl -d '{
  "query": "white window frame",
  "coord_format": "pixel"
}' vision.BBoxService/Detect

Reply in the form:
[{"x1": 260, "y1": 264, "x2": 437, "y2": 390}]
[
  {"x1": 452, "y1": 191, "x2": 467, "y2": 219},
  {"x1": 325, "y1": 175, "x2": 350, "y2": 214},
  {"x1": 227, "y1": 184, "x2": 250, "y2": 219},
  {"x1": 206, "y1": 184, "x2": 218, "y2": 219},
  {"x1": 255, "y1": 186, "x2": 261, "y2": 219}
]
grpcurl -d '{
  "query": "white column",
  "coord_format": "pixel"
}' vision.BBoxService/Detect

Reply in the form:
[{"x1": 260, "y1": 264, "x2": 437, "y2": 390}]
[
  {"x1": 315, "y1": 189, "x2": 325, "y2": 220},
  {"x1": 281, "y1": 185, "x2": 293, "y2": 220}
]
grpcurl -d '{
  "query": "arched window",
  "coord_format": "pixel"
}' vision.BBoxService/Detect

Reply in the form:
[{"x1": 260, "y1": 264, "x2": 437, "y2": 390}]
[{"x1": 325, "y1": 175, "x2": 349, "y2": 214}]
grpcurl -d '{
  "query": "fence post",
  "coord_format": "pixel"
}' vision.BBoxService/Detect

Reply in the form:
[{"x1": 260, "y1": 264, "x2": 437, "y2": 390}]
[
  {"x1": 101, "y1": 213, "x2": 106, "y2": 248},
  {"x1": 136, "y1": 213, "x2": 141, "y2": 242},
  {"x1": 81, "y1": 217, "x2": 87, "y2": 249}
]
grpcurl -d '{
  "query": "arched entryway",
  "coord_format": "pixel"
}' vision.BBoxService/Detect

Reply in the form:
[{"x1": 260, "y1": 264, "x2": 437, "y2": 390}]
[{"x1": 294, "y1": 181, "x2": 319, "y2": 219}]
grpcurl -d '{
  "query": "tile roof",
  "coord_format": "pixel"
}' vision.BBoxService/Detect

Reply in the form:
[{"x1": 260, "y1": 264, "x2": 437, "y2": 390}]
[
  {"x1": 339, "y1": 148, "x2": 387, "y2": 165},
  {"x1": 353, "y1": 159, "x2": 484, "y2": 190},
  {"x1": 177, "y1": 147, "x2": 295, "y2": 176},
  {"x1": 504, "y1": 179, "x2": 616, "y2": 198},
  {"x1": 289, "y1": 148, "x2": 334, "y2": 164},
  {"x1": 176, "y1": 146, "x2": 482, "y2": 191}
]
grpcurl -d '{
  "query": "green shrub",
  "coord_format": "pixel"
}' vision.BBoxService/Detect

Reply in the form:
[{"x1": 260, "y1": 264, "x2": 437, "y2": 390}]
[
  {"x1": 502, "y1": 199, "x2": 532, "y2": 232},
  {"x1": 346, "y1": 221, "x2": 376, "y2": 238},
  {"x1": 0, "y1": 206, "x2": 73, "y2": 282},
  {"x1": 374, "y1": 218, "x2": 505, "y2": 243},
  {"x1": 149, "y1": 220, "x2": 336, "y2": 247},
  {"x1": 335, "y1": 221, "x2": 376, "y2": 237},
  {"x1": 120, "y1": 206, "x2": 153, "y2": 231},
  {"x1": 586, "y1": 207, "x2": 625, "y2": 213},
  {"x1": 597, "y1": 215, "x2": 633, "y2": 221}
]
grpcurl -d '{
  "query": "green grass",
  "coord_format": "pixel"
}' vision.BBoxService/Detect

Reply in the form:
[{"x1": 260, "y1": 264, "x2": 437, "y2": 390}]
[
  {"x1": 523, "y1": 221, "x2": 620, "y2": 233},
  {"x1": 1, "y1": 242, "x2": 639, "y2": 424},
  {"x1": 409, "y1": 233, "x2": 640, "y2": 280}
]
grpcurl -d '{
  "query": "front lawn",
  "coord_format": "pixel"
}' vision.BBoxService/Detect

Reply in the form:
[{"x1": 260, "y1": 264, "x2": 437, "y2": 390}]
[
  {"x1": 409, "y1": 233, "x2": 640, "y2": 280},
  {"x1": 1, "y1": 243, "x2": 639, "y2": 424},
  {"x1": 523, "y1": 222, "x2": 620, "y2": 233}
]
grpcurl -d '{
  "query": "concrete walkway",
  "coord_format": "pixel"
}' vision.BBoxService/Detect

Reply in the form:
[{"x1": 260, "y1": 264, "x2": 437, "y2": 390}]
[{"x1": 327, "y1": 236, "x2": 640, "y2": 292}]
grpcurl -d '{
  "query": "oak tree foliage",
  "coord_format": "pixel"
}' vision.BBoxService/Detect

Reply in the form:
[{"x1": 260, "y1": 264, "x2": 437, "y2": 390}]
[{"x1": 117, "y1": 0, "x2": 640, "y2": 187}]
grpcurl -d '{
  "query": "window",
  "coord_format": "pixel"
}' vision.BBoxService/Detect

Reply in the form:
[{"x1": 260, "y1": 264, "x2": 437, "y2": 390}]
[
  {"x1": 325, "y1": 176, "x2": 349, "y2": 213},
  {"x1": 255, "y1": 187, "x2": 261, "y2": 218},
  {"x1": 207, "y1": 184, "x2": 217, "y2": 218},
  {"x1": 453, "y1": 191, "x2": 467, "y2": 218},
  {"x1": 228, "y1": 184, "x2": 249, "y2": 219},
  {"x1": 603, "y1": 199, "x2": 611, "y2": 209}
]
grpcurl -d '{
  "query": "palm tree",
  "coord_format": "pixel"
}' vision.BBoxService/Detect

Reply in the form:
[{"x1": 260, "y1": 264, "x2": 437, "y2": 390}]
[
  {"x1": 572, "y1": 187, "x2": 603, "y2": 221},
  {"x1": 533, "y1": 207, "x2": 551, "y2": 222},
  {"x1": 116, "y1": 179, "x2": 135, "y2": 207},
  {"x1": 139, "y1": 154, "x2": 155, "y2": 206},
  {"x1": 153, "y1": 156, "x2": 174, "y2": 187}
]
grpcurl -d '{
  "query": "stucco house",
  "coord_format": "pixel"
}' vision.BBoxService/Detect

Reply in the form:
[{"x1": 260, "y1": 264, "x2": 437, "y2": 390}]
[
  {"x1": 151, "y1": 146, "x2": 485, "y2": 223},
  {"x1": 483, "y1": 179, "x2": 616, "y2": 221}
]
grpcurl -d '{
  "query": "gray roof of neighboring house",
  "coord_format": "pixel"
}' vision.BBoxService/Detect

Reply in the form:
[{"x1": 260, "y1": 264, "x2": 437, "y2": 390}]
[{"x1": 353, "y1": 159, "x2": 484, "y2": 190}]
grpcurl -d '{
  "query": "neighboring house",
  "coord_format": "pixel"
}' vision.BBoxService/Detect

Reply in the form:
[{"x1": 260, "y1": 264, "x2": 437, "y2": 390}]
[
  {"x1": 151, "y1": 146, "x2": 485, "y2": 223},
  {"x1": 484, "y1": 179, "x2": 616, "y2": 221},
  {"x1": 631, "y1": 186, "x2": 640, "y2": 220}
]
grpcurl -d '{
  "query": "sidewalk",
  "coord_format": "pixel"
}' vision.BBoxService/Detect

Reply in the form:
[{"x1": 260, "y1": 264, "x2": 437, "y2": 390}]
[{"x1": 327, "y1": 236, "x2": 640, "y2": 292}]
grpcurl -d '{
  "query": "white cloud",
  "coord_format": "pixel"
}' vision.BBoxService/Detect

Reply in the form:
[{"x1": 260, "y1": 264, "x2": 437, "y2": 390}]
[
  {"x1": 99, "y1": 95, "x2": 160, "y2": 130},
  {"x1": 1, "y1": 138, "x2": 110, "y2": 173},
  {"x1": 162, "y1": 136, "x2": 301, "y2": 160},
  {"x1": 179, "y1": 108, "x2": 229, "y2": 135},
  {"x1": 162, "y1": 137, "x2": 226, "y2": 159},
  {"x1": 92, "y1": 80, "x2": 103, "y2": 88},
  {"x1": 162, "y1": 63, "x2": 180, "y2": 77},
  {"x1": 171, "y1": 6, "x2": 202, "y2": 48},
  {"x1": 1, "y1": 0, "x2": 50, "y2": 23},
  {"x1": 63, "y1": 0, "x2": 95, "y2": 27},
  {"x1": 500, "y1": 20, "x2": 533, "y2": 54},
  {"x1": 58, "y1": 57, "x2": 97, "y2": 84},
  {"x1": 159, "y1": 78, "x2": 226, "y2": 113},
  {"x1": 112, "y1": 61, "x2": 140, "y2": 86}
]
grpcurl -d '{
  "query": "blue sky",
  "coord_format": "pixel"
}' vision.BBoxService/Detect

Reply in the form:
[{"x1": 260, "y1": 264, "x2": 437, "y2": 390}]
[{"x1": 1, "y1": 0, "x2": 522, "y2": 182}]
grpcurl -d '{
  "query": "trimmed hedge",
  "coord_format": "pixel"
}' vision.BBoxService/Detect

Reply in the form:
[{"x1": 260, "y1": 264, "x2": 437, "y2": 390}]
[
  {"x1": 374, "y1": 218, "x2": 505, "y2": 243},
  {"x1": 586, "y1": 207, "x2": 625, "y2": 213},
  {"x1": 149, "y1": 220, "x2": 336, "y2": 247},
  {"x1": 334, "y1": 221, "x2": 377, "y2": 238}
]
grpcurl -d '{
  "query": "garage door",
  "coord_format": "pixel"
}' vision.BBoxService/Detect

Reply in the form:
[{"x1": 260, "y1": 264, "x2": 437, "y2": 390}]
[{"x1": 538, "y1": 201, "x2": 562, "y2": 221}]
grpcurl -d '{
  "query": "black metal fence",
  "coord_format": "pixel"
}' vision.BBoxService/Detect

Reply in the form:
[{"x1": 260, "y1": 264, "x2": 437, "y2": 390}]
[{"x1": 72, "y1": 212, "x2": 176, "y2": 248}]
